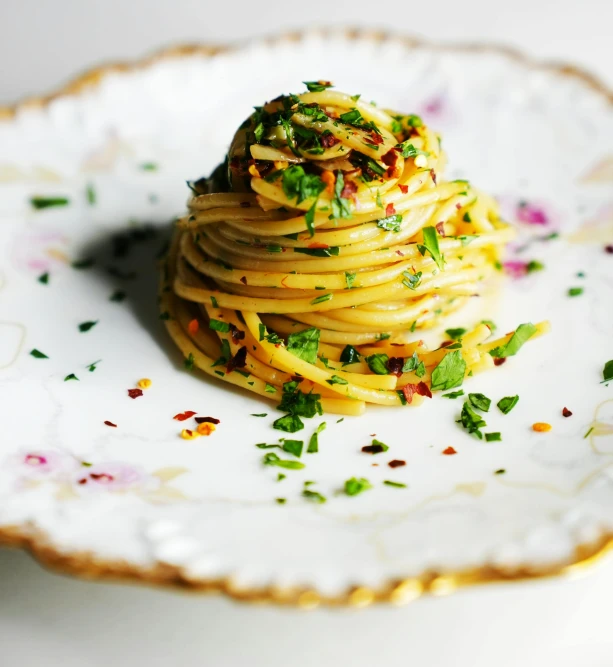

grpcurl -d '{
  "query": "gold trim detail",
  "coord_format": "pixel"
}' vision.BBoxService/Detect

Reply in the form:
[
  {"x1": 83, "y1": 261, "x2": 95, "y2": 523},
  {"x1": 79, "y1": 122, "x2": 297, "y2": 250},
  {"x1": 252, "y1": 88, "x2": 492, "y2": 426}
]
[{"x1": 1, "y1": 28, "x2": 613, "y2": 607}]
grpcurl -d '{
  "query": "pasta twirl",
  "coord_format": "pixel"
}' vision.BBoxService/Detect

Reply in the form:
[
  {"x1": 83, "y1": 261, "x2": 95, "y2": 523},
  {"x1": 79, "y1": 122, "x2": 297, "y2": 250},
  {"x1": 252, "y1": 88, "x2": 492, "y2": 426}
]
[{"x1": 160, "y1": 82, "x2": 546, "y2": 415}]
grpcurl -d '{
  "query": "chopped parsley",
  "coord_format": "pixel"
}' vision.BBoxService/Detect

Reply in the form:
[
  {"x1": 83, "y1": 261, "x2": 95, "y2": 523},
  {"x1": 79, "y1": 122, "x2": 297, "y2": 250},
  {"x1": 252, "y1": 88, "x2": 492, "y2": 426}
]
[
  {"x1": 251, "y1": 413, "x2": 267, "y2": 417},
  {"x1": 430, "y1": 350, "x2": 466, "y2": 391},
  {"x1": 38, "y1": 272, "x2": 49, "y2": 284},
  {"x1": 110, "y1": 290, "x2": 127, "y2": 302},
  {"x1": 262, "y1": 452, "x2": 305, "y2": 470},
  {"x1": 184, "y1": 353, "x2": 195, "y2": 371},
  {"x1": 276, "y1": 498, "x2": 287, "y2": 504},
  {"x1": 468, "y1": 393, "x2": 491, "y2": 412},
  {"x1": 295, "y1": 246, "x2": 340, "y2": 257},
  {"x1": 442, "y1": 390, "x2": 464, "y2": 399},
  {"x1": 258, "y1": 323, "x2": 283, "y2": 345},
  {"x1": 265, "y1": 383, "x2": 277, "y2": 393},
  {"x1": 140, "y1": 162, "x2": 158, "y2": 171},
  {"x1": 345, "y1": 271, "x2": 356, "y2": 289},
  {"x1": 417, "y1": 226, "x2": 445, "y2": 271},
  {"x1": 331, "y1": 171, "x2": 352, "y2": 220},
  {"x1": 340, "y1": 345, "x2": 360, "y2": 365},
  {"x1": 485, "y1": 432, "x2": 502, "y2": 442},
  {"x1": 344, "y1": 477, "x2": 372, "y2": 496},
  {"x1": 308, "y1": 422, "x2": 326, "y2": 453},
  {"x1": 30, "y1": 349, "x2": 48, "y2": 359},
  {"x1": 86, "y1": 183, "x2": 96, "y2": 205},
  {"x1": 326, "y1": 375, "x2": 348, "y2": 385},
  {"x1": 402, "y1": 352, "x2": 425, "y2": 377},
  {"x1": 272, "y1": 414, "x2": 304, "y2": 433},
  {"x1": 311, "y1": 293, "x2": 333, "y2": 305},
  {"x1": 212, "y1": 339, "x2": 231, "y2": 367},
  {"x1": 489, "y1": 323, "x2": 537, "y2": 358},
  {"x1": 209, "y1": 319, "x2": 231, "y2": 333},
  {"x1": 210, "y1": 296, "x2": 219, "y2": 308},
  {"x1": 339, "y1": 108, "x2": 363, "y2": 125},
  {"x1": 457, "y1": 401, "x2": 487, "y2": 439},
  {"x1": 277, "y1": 381, "x2": 322, "y2": 418},
  {"x1": 366, "y1": 353, "x2": 389, "y2": 375},
  {"x1": 287, "y1": 327, "x2": 320, "y2": 364},
  {"x1": 303, "y1": 80, "x2": 333, "y2": 92},
  {"x1": 281, "y1": 165, "x2": 325, "y2": 206},
  {"x1": 481, "y1": 319, "x2": 497, "y2": 331},
  {"x1": 277, "y1": 473, "x2": 286, "y2": 482},
  {"x1": 601, "y1": 360, "x2": 613, "y2": 384},
  {"x1": 282, "y1": 439, "x2": 304, "y2": 457},
  {"x1": 363, "y1": 439, "x2": 389, "y2": 454},
  {"x1": 64, "y1": 373, "x2": 79, "y2": 381},
  {"x1": 402, "y1": 270, "x2": 422, "y2": 290},
  {"x1": 86, "y1": 360, "x2": 101, "y2": 372},
  {"x1": 568, "y1": 287, "x2": 583, "y2": 297},
  {"x1": 78, "y1": 321, "x2": 98, "y2": 333},
  {"x1": 376, "y1": 214, "x2": 402, "y2": 232},
  {"x1": 302, "y1": 489, "x2": 327, "y2": 503},
  {"x1": 494, "y1": 469, "x2": 506, "y2": 475},
  {"x1": 383, "y1": 480, "x2": 407, "y2": 488},
  {"x1": 445, "y1": 328, "x2": 467, "y2": 340},
  {"x1": 30, "y1": 196, "x2": 69, "y2": 209},
  {"x1": 395, "y1": 141, "x2": 429, "y2": 159},
  {"x1": 497, "y1": 395, "x2": 519, "y2": 414}
]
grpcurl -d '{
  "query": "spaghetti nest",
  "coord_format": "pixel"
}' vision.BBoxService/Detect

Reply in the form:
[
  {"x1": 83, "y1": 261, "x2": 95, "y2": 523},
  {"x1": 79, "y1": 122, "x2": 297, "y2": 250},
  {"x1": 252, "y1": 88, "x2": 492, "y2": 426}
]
[{"x1": 160, "y1": 82, "x2": 547, "y2": 417}]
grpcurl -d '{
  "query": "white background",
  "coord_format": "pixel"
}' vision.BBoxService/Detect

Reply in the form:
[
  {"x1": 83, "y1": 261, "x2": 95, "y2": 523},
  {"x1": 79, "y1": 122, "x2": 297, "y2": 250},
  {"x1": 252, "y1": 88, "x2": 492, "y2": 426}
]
[{"x1": 1, "y1": 2, "x2": 612, "y2": 665}]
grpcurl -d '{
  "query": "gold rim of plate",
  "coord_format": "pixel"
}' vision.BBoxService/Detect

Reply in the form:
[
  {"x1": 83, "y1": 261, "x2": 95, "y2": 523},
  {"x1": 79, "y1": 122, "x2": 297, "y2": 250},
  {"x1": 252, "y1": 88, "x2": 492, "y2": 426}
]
[{"x1": 1, "y1": 27, "x2": 612, "y2": 607}]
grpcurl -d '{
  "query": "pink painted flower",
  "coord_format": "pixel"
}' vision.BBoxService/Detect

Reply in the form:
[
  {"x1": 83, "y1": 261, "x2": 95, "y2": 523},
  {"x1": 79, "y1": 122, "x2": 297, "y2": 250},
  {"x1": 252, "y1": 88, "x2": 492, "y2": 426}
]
[
  {"x1": 516, "y1": 201, "x2": 549, "y2": 225},
  {"x1": 11, "y1": 449, "x2": 74, "y2": 479},
  {"x1": 503, "y1": 261, "x2": 529, "y2": 279},
  {"x1": 11, "y1": 230, "x2": 70, "y2": 275},
  {"x1": 74, "y1": 462, "x2": 155, "y2": 492}
]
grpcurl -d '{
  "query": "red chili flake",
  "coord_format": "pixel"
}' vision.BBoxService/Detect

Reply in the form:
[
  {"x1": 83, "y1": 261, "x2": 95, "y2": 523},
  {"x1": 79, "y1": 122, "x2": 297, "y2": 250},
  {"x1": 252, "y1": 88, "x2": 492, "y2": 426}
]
[
  {"x1": 174, "y1": 410, "x2": 197, "y2": 421},
  {"x1": 226, "y1": 345, "x2": 247, "y2": 373},
  {"x1": 388, "y1": 459, "x2": 406, "y2": 468},
  {"x1": 431, "y1": 170, "x2": 437, "y2": 185},
  {"x1": 362, "y1": 444, "x2": 386, "y2": 454},
  {"x1": 370, "y1": 433, "x2": 377, "y2": 437},
  {"x1": 104, "y1": 420, "x2": 117, "y2": 428},
  {"x1": 494, "y1": 357, "x2": 507, "y2": 366},
  {"x1": 78, "y1": 478, "x2": 88, "y2": 485},
  {"x1": 562, "y1": 407, "x2": 573, "y2": 418},
  {"x1": 396, "y1": 250, "x2": 405, "y2": 257},
  {"x1": 605, "y1": 245, "x2": 613, "y2": 254},
  {"x1": 240, "y1": 201, "x2": 251, "y2": 208},
  {"x1": 442, "y1": 446, "x2": 457, "y2": 455},
  {"x1": 128, "y1": 388, "x2": 143, "y2": 399},
  {"x1": 229, "y1": 324, "x2": 245, "y2": 343},
  {"x1": 187, "y1": 319, "x2": 199, "y2": 336},
  {"x1": 440, "y1": 340, "x2": 453, "y2": 348},
  {"x1": 386, "y1": 357, "x2": 404, "y2": 376},
  {"x1": 416, "y1": 382, "x2": 432, "y2": 398},
  {"x1": 341, "y1": 179, "x2": 358, "y2": 199},
  {"x1": 455, "y1": 203, "x2": 462, "y2": 210},
  {"x1": 385, "y1": 203, "x2": 396, "y2": 217},
  {"x1": 369, "y1": 132, "x2": 383, "y2": 145},
  {"x1": 381, "y1": 149, "x2": 398, "y2": 167},
  {"x1": 398, "y1": 184, "x2": 409, "y2": 194},
  {"x1": 308, "y1": 242, "x2": 330, "y2": 249},
  {"x1": 195, "y1": 416, "x2": 221, "y2": 424},
  {"x1": 321, "y1": 133, "x2": 340, "y2": 148},
  {"x1": 436, "y1": 221, "x2": 446, "y2": 237},
  {"x1": 402, "y1": 384, "x2": 416, "y2": 404}
]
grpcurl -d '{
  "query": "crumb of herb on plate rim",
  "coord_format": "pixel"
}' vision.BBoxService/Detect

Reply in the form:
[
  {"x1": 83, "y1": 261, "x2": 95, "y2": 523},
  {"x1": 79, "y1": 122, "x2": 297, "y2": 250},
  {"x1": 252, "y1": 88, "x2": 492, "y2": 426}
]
[
  {"x1": 276, "y1": 498, "x2": 287, "y2": 505},
  {"x1": 344, "y1": 477, "x2": 372, "y2": 496},
  {"x1": 485, "y1": 432, "x2": 502, "y2": 442},
  {"x1": 30, "y1": 196, "x2": 69, "y2": 210},
  {"x1": 532, "y1": 422, "x2": 552, "y2": 432},
  {"x1": 494, "y1": 469, "x2": 506, "y2": 475},
  {"x1": 37, "y1": 272, "x2": 49, "y2": 284},
  {"x1": 78, "y1": 320, "x2": 98, "y2": 333},
  {"x1": 30, "y1": 349, "x2": 48, "y2": 359},
  {"x1": 64, "y1": 373, "x2": 79, "y2": 381},
  {"x1": 562, "y1": 407, "x2": 572, "y2": 417},
  {"x1": 497, "y1": 395, "x2": 519, "y2": 414},
  {"x1": 383, "y1": 480, "x2": 407, "y2": 488},
  {"x1": 567, "y1": 287, "x2": 583, "y2": 297},
  {"x1": 601, "y1": 360, "x2": 613, "y2": 384},
  {"x1": 127, "y1": 388, "x2": 143, "y2": 399}
]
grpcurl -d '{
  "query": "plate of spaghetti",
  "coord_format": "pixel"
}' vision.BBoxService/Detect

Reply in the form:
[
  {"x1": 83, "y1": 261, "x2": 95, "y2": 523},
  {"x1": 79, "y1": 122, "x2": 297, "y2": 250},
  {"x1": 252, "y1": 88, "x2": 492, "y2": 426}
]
[{"x1": 0, "y1": 29, "x2": 612, "y2": 607}]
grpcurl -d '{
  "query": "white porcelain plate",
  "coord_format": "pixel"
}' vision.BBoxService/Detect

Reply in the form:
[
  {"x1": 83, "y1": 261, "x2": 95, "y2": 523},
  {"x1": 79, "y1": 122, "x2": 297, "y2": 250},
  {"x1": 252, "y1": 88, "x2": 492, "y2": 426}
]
[{"x1": 1, "y1": 30, "x2": 612, "y2": 606}]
